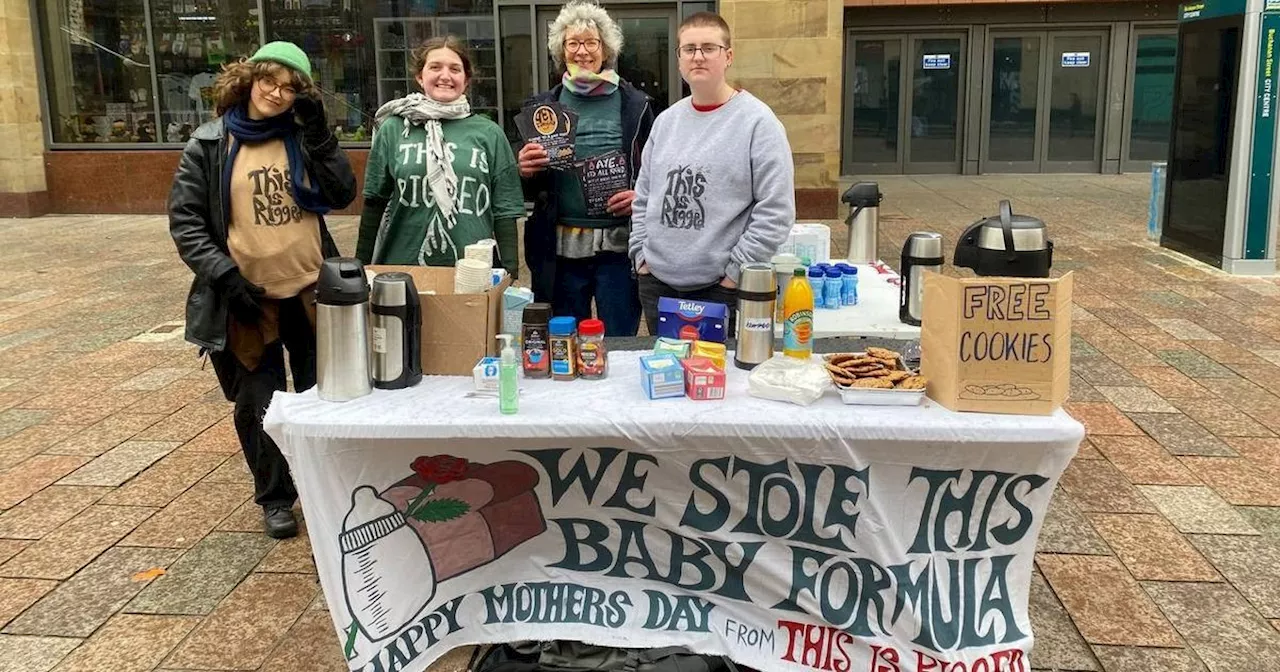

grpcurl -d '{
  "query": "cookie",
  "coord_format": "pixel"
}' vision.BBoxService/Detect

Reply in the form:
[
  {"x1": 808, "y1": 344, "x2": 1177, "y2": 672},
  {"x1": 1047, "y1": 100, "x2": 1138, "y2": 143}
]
[
  {"x1": 851, "y1": 377, "x2": 895, "y2": 389},
  {"x1": 847, "y1": 364, "x2": 886, "y2": 376},
  {"x1": 896, "y1": 376, "x2": 928, "y2": 390},
  {"x1": 866, "y1": 347, "x2": 900, "y2": 360},
  {"x1": 827, "y1": 354, "x2": 861, "y2": 367},
  {"x1": 884, "y1": 370, "x2": 911, "y2": 383},
  {"x1": 837, "y1": 356, "x2": 879, "y2": 369},
  {"x1": 823, "y1": 363, "x2": 855, "y2": 386}
]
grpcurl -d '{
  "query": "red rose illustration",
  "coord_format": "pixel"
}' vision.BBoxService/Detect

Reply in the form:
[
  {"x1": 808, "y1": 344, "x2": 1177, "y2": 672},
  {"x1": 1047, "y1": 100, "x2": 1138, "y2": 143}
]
[
  {"x1": 406, "y1": 455, "x2": 471, "y2": 523},
  {"x1": 411, "y1": 455, "x2": 469, "y2": 485}
]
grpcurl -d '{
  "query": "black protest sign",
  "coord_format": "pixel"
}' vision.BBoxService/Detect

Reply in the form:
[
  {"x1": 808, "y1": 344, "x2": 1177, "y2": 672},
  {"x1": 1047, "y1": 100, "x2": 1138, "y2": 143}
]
[
  {"x1": 578, "y1": 150, "x2": 630, "y2": 217},
  {"x1": 515, "y1": 102, "x2": 578, "y2": 169}
]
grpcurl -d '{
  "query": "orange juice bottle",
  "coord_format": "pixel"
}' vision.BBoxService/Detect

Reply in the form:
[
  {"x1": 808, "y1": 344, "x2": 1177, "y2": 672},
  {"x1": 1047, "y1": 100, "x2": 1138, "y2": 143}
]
[{"x1": 782, "y1": 268, "x2": 814, "y2": 359}]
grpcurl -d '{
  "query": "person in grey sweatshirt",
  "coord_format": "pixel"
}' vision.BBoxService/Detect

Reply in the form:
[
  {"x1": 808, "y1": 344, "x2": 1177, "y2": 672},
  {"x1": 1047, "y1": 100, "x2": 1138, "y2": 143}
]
[{"x1": 628, "y1": 11, "x2": 796, "y2": 335}]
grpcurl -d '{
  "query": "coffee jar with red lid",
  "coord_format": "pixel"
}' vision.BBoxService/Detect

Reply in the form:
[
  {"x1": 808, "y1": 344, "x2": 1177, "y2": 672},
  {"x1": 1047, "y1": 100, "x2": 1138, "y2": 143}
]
[{"x1": 577, "y1": 319, "x2": 608, "y2": 380}]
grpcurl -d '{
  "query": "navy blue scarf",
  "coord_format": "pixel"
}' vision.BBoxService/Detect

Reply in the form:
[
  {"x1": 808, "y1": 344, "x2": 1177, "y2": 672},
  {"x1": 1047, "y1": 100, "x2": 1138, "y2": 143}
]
[{"x1": 221, "y1": 104, "x2": 330, "y2": 216}]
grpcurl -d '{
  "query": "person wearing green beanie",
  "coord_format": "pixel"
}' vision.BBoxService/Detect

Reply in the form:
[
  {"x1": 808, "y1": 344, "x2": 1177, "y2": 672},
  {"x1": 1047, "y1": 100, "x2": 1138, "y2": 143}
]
[{"x1": 168, "y1": 41, "x2": 356, "y2": 539}]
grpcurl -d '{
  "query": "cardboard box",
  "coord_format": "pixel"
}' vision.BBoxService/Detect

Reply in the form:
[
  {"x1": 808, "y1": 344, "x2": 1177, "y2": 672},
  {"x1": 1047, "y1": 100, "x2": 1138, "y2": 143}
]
[
  {"x1": 640, "y1": 354, "x2": 685, "y2": 399},
  {"x1": 657, "y1": 298, "x2": 728, "y2": 343},
  {"x1": 682, "y1": 357, "x2": 726, "y2": 401},
  {"x1": 368, "y1": 265, "x2": 512, "y2": 376},
  {"x1": 920, "y1": 272, "x2": 1073, "y2": 415}
]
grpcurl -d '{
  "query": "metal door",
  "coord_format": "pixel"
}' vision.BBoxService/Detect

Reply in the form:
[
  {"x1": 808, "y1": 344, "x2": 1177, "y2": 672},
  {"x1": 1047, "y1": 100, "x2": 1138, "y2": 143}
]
[
  {"x1": 981, "y1": 29, "x2": 1109, "y2": 173},
  {"x1": 842, "y1": 32, "x2": 966, "y2": 174}
]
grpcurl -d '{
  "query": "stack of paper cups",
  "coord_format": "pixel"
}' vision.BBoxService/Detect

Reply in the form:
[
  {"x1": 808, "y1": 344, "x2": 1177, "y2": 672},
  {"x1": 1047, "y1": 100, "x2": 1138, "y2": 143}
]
[
  {"x1": 465, "y1": 239, "x2": 497, "y2": 264},
  {"x1": 454, "y1": 258, "x2": 492, "y2": 294}
]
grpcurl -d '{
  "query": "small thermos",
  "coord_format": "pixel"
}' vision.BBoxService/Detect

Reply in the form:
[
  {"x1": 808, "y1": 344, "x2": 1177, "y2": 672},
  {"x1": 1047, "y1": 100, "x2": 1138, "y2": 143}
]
[
  {"x1": 900, "y1": 232, "x2": 944, "y2": 327},
  {"x1": 735, "y1": 263, "x2": 777, "y2": 370},
  {"x1": 370, "y1": 272, "x2": 422, "y2": 390},
  {"x1": 316, "y1": 257, "x2": 372, "y2": 402},
  {"x1": 842, "y1": 181, "x2": 883, "y2": 264}
]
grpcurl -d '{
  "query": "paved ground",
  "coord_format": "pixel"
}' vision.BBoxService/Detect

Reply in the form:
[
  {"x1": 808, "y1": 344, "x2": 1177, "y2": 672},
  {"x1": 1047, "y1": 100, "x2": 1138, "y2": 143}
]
[{"x1": 0, "y1": 173, "x2": 1278, "y2": 671}]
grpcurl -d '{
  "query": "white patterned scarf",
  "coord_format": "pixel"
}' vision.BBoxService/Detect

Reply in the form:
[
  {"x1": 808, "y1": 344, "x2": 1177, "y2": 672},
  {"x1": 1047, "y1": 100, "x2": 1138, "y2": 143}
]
[{"x1": 372, "y1": 93, "x2": 472, "y2": 264}]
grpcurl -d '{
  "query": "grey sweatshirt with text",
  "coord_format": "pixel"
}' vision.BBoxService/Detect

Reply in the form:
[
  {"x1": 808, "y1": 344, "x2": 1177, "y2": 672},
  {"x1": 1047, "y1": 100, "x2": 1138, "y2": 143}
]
[{"x1": 629, "y1": 91, "x2": 795, "y2": 289}]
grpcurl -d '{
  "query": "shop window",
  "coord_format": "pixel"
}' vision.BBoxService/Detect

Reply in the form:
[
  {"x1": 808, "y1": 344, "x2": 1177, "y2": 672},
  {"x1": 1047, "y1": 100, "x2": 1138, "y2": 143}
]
[
  {"x1": 261, "y1": 0, "x2": 497, "y2": 144},
  {"x1": 151, "y1": 0, "x2": 260, "y2": 143},
  {"x1": 38, "y1": 0, "x2": 158, "y2": 143},
  {"x1": 262, "y1": 0, "x2": 376, "y2": 142}
]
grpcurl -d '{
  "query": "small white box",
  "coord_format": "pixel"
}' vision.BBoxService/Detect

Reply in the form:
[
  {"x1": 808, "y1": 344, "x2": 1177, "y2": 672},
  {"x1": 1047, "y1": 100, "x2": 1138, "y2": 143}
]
[
  {"x1": 780, "y1": 223, "x2": 831, "y2": 264},
  {"x1": 472, "y1": 357, "x2": 500, "y2": 395}
]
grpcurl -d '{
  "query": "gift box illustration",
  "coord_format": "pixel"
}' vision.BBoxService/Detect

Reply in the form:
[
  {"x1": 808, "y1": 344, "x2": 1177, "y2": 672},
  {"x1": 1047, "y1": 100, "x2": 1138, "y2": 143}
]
[{"x1": 340, "y1": 455, "x2": 546, "y2": 643}]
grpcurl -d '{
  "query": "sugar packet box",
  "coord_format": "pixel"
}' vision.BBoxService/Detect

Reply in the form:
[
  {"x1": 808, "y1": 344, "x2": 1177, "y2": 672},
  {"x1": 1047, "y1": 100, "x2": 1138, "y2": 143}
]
[
  {"x1": 657, "y1": 297, "x2": 727, "y2": 343},
  {"x1": 682, "y1": 356, "x2": 726, "y2": 401},
  {"x1": 640, "y1": 354, "x2": 685, "y2": 399}
]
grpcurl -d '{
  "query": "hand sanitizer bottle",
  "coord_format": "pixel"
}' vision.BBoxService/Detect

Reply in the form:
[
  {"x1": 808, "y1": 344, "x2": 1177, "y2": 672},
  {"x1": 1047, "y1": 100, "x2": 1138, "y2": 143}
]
[{"x1": 497, "y1": 334, "x2": 518, "y2": 415}]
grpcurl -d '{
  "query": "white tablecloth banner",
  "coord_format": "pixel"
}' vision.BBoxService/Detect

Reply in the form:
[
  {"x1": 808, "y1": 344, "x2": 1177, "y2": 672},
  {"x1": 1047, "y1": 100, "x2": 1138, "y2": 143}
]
[{"x1": 264, "y1": 351, "x2": 1083, "y2": 672}]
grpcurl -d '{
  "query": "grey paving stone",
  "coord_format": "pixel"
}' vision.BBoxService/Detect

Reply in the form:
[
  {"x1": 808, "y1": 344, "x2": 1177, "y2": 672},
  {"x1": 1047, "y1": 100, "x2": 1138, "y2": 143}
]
[
  {"x1": 1144, "y1": 582, "x2": 1280, "y2": 672},
  {"x1": 0, "y1": 634, "x2": 81, "y2": 672},
  {"x1": 1189, "y1": 535, "x2": 1280, "y2": 618},
  {"x1": 1127, "y1": 413, "x2": 1236, "y2": 456},
  {"x1": 1092, "y1": 645, "x2": 1207, "y2": 672},
  {"x1": 56, "y1": 441, "x2": 180, "y2": 487},
  {"x1": 1, "y1": 547, "x2": 179, "y2": 637},
  {"x1": 1137, "y1": 486, "x2": 1259, "y2": 535},
  {"x1": 1038, "y1": 489, "x2": 1112, "y2": 555},
  {"x1": 126, "y1": 532, "x2": 276, "y2": 616}
]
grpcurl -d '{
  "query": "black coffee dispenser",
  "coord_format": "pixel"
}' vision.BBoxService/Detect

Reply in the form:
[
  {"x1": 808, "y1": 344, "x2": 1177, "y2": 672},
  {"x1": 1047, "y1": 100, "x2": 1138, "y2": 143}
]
[
  {"x1": 370, "y1": 272, "x2": 422, "y2": 390},
  {"x1": 953, "y1": 201, "x2": 1053, "y2": 278}
]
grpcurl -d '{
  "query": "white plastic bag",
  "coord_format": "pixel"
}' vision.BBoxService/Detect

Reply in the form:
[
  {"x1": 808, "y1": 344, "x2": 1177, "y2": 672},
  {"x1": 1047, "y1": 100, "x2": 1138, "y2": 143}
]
[{"x1": 748, "y1": 355, "x2": 832, "y2": 406}]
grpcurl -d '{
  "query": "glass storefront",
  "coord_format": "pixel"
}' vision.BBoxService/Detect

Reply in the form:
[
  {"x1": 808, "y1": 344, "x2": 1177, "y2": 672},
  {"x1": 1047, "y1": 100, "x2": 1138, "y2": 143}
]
[{"x1": 35, "y1": 0, "x2": 702, "y2": 147}]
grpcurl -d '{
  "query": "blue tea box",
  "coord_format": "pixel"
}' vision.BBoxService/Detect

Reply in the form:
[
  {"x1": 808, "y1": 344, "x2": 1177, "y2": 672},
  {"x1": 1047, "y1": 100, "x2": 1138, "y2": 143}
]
[
  {"x1": 657, "y1": 297, "x2": 728, "y2": 343},
  {"x1": 640, "y1": 354, "x2": 686, "y2": 399}
]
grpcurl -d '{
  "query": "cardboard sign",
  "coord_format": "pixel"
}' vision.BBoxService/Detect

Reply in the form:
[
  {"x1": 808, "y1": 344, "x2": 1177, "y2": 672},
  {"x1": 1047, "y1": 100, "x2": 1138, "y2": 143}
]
[
  {"x1": 920, "y1": 272, "x2": 1073, "y2": 415},
  {"x1": 578, "y1": 150, "x2": 630, "y2": 217},
  {"x1": 515, "y1": 102, "x2": 578, "y2": 168}
]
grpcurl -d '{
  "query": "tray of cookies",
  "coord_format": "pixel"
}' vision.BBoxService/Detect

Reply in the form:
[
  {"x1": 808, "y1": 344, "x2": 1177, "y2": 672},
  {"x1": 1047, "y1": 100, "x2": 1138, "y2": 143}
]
[{"x1": 822, "y1": 347, "x2": 928, "y2": 406}]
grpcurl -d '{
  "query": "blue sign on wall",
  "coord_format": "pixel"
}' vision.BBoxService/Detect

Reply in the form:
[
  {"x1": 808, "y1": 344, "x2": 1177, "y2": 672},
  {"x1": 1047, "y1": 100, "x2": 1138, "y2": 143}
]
[
  {"x1": 923, "y1": 54, "x2": 952, "y2": 70},
  {"x1": 1061, "y1": 52, "x2": 1091, "y2": 67}
]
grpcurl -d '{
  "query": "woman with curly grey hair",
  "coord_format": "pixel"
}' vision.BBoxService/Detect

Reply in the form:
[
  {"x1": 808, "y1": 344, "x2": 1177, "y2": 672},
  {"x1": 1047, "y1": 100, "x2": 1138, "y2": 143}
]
[{"x1": 519, "y1": 0, "x2": 655, "y2": 337}]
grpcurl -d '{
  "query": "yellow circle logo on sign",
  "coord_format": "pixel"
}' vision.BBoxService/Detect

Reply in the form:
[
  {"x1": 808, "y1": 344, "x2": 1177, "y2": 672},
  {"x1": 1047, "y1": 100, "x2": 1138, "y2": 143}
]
[{"x1": 532, "y1": 106, "x2": 559, "y2": 135}]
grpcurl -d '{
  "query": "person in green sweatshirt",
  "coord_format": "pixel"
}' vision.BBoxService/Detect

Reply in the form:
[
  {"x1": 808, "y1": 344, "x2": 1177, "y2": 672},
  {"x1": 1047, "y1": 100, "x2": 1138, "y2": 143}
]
[{"x1": 357, "y1": 36, "x2": 524, "y2": 276}]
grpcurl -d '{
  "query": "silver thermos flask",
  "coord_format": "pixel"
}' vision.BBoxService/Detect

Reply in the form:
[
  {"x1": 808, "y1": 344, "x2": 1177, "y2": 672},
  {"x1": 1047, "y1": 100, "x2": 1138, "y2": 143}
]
[
  {"x1": 371, "y1": 272, "x2": 423, "y2": 390},
  {"x1": 899, "y1": 232, "x2": 944, "y2": 327},
  {"x1": 316, "y1": 257, "x2": 372, "y2": 402},
  {"x1": 734, "y1": 263, "x2": 777, "y2": 370},
  {"x1": 842, "y1": 182, "x2": 883, "y2": 264}
]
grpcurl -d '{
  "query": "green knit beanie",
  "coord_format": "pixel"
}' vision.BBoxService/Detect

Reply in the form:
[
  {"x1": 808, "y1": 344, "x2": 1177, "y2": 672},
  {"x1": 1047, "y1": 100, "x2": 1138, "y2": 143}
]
[{"x1": 249, "y1": 41, "x2": 312, "y2": 81}]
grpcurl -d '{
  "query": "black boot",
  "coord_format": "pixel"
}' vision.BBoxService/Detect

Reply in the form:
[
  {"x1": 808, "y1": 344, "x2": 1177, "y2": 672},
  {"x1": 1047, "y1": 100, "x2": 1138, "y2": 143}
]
[{"x1": 264, "y1": 506, "x2": 298, "y2": 539}]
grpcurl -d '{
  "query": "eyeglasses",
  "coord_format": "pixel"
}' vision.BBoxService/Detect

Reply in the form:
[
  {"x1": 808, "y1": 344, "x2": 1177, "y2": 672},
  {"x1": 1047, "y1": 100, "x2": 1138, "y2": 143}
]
[
  {"x1": 565, "y1": 39, "x2": 602, "y2": 54},
  {"x1": 677, "y1": 44, "x2": 728, "y2": 59},
  {"x1": 256, "y1": 78, "x2": 297, "y2": 97}
]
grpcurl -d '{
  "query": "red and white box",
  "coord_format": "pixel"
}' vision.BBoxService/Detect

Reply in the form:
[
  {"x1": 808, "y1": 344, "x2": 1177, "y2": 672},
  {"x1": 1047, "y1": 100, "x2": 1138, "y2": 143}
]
[{"x1": 682, "y1": 357, "x2": 726, "y2": 401}]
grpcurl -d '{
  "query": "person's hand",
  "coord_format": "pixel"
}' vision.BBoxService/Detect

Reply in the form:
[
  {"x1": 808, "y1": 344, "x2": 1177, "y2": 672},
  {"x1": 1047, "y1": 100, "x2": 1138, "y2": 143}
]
[
  {"x1": 518, "y1": 143, "x2": 549, "y2": 177},
  {"x1": 637, "y1": 262, "x2": 651, "y2": 276},
  {"x1": 293, "y1": 93, "x2": 330, "y2": 144},
  {"x1": 217, "y1": 269, "x2": 266, "y2": 326},
  {"x1": 719, "y1": 276, "x2": 738, "y2": 289},
  {"x1": 607, "y1": 190, "x2": 636, "y2": 216}
]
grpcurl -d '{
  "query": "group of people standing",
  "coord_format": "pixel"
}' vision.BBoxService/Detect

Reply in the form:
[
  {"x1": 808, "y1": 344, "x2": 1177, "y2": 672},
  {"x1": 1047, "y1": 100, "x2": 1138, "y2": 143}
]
[{"x1": 168, "y1": 2, "x2": 796, "y2": 538}]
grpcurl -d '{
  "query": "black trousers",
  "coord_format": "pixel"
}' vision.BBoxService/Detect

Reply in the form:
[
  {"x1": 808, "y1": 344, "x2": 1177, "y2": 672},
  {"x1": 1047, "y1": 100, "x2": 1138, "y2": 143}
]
[
  {"x1": 637, "y1": 273, "x2": 739, "y2": 338},
  {"x1": 209, "y1": 296, "x2": 316, "y2": 510}
]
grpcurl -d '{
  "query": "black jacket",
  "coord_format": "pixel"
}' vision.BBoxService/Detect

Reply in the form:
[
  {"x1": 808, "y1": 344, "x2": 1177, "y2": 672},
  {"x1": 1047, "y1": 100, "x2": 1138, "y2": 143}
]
[
  {"x1": 520, "y1": 81, "x2": 655, "y2": 304},
  {"x1": 168, "y1": 117, "x2": 357, "y2": 352}
]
